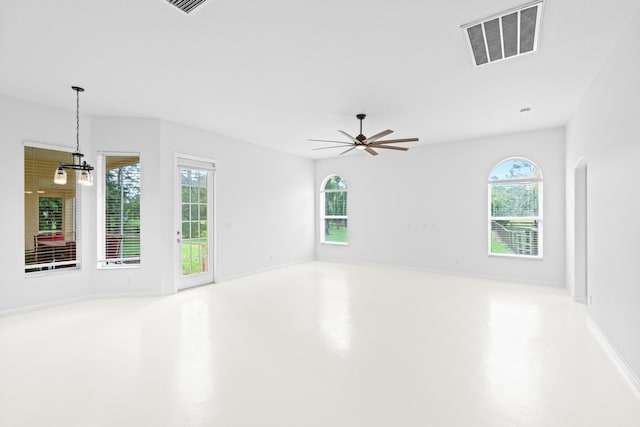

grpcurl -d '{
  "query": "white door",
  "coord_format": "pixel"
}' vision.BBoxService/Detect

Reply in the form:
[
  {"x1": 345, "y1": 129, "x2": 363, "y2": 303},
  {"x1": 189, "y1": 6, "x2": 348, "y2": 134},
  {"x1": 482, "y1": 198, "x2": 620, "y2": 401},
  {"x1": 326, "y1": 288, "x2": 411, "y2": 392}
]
[{"x1": 176, "y1": 157, "x2": 215, "y2": 290}]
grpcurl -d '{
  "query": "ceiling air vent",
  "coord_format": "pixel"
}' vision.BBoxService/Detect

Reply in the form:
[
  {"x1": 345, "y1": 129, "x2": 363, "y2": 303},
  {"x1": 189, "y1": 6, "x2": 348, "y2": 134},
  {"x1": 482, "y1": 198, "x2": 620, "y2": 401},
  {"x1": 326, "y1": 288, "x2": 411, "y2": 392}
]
[
  {"x1": 166, "y1": 0, "x2": 209, "y2": 14},
  {"x1": 461, "y1": 1, "x2": 544, "y2": 67}
]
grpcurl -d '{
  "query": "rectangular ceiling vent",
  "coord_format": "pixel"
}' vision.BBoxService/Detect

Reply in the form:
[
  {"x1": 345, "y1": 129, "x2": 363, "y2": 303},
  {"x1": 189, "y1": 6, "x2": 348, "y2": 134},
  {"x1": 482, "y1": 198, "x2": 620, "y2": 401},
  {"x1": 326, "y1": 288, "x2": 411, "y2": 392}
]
[
  {"x1": 166, "y1": 0, "x2": 209, "y2": 14},
  {"x1": 461, "y1": 0, "x2": 544, "y2": 67}
]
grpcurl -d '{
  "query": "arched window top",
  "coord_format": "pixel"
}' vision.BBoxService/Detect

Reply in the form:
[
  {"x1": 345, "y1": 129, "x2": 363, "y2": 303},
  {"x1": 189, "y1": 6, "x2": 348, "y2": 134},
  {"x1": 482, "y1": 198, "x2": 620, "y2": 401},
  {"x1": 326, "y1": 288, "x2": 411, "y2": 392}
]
[
  {"x1": 323, "y1": 175, "x2": 347, "y2": 191},
  {"x1": 489, "y1": 158, "x2": 541, "y2": 181}
]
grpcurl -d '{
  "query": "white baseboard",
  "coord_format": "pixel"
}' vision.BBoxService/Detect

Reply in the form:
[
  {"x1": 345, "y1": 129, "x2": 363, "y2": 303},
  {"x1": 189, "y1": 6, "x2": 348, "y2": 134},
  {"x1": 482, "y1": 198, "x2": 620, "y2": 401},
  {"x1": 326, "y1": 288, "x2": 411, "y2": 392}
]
[
  {"x1": 0, "y1": 296, "x2": 89, "y2": 318},
  {"x1": 0, "y1": 291, "x2": 174, "y2": 317},
  {"x1": 313, "y1": 257, "x2": 566, "y2": 288},
  {"x1": 573, "y1": 295, "x2": 587, "y2": 304},
  {"x1": 0, "y1": 260, "x2": 313, "y2": 317},
  {"x1": 218, "y1": 258, "x2": 314, "y2": 282},
  {"x1": 91, "y1": 290, "x2": 172, "y2": 299},
  {"x1": 587, "y1": 316, "x2": 640, "y2": 400}
]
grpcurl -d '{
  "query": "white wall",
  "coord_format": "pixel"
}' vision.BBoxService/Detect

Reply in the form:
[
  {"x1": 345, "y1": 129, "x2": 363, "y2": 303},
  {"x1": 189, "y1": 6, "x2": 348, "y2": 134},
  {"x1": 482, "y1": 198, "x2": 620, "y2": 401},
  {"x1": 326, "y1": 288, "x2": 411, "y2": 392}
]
[
  {"x1": 566, "y1": 6, "x2": 640, "y2": 384},
  {"x1": 1, "y1": 98, "x2": 315, "y2": 314},
  {"x1": 90, "y1": 117, "x2": 165, "y2": 297},
  {"x1": 316, "y1": 128, "x2": 566, "y2": 285},
  {"x1": 160, "y1": 121, "x2": 315, "y2": 283},
  {"x1": 0, "y1": 95, "x2": 92, "y2": 313}
]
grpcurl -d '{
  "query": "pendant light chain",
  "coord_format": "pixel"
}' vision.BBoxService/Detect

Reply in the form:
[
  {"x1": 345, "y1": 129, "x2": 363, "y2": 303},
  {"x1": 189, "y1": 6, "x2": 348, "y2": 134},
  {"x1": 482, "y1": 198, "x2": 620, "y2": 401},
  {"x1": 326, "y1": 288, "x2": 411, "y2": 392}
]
[{"x1": 76, "y1": 88, "x2": 80, "y2": 153}]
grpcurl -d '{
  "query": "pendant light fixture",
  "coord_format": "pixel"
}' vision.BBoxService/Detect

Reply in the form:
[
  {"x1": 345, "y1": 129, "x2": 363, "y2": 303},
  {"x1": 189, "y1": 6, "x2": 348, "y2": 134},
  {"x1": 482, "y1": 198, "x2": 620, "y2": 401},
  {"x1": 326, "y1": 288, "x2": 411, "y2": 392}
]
[{"x1": 54, "y1": 86, "x2": 94, "y2": 186}]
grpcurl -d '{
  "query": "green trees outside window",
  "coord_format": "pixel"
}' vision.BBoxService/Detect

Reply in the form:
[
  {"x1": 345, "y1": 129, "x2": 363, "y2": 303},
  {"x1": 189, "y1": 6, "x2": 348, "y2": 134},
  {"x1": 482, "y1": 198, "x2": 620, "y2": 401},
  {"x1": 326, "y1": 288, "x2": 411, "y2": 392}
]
[
  {"x1": 104, "y1": 156, "x2": 141, "y2": 264},
  {"x1": 489, "y1": 159, "x2": 542, "y2": 257},
  {"x1": 322, "y1": 175, "x2": 348, "y2": 244}
]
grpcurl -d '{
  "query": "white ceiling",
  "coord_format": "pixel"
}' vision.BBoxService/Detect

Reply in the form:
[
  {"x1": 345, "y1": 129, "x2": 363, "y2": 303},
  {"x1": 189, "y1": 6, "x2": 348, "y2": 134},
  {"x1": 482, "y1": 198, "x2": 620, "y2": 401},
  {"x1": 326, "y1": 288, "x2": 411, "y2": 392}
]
[{"x1": 1, "y1": 0, "x2": 639, "y2": 159}]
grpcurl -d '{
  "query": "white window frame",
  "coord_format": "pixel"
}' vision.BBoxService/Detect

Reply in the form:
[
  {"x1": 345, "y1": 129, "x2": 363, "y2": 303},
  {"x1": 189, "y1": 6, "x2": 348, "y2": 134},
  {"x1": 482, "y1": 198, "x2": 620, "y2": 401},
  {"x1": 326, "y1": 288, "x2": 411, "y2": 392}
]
[
  {"x1": 320, "y1": 174, "x2": 348, "y2": 245},
  {"x1": 488, "y1": 157, "x2": 543, "y2": 259},
  {"x1": 97, "y1": 152, "x2": 141, "y2": 269}
]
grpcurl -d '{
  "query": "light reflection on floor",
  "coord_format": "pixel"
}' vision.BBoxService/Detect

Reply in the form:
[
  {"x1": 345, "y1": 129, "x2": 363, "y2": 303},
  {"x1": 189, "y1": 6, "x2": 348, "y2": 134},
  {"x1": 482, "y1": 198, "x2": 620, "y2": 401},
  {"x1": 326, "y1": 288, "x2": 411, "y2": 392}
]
[
  {"x1": 1, "y1": 262, "x2": 639, "y2": 426},
  {"x1": 318, "y1": 275, "x2": 352, "y2": 357},
  {"x1": 485, "y1": 300, "x2": 541, "y2": 423},
  {"x1": 177, "y1": 298, "x2": 215, "y2": 421}
]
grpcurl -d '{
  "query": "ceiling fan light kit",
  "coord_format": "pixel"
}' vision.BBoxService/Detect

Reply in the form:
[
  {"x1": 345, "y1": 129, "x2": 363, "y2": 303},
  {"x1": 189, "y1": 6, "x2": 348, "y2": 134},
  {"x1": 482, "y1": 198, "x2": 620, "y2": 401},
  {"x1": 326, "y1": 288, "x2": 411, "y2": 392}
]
[{"x1": 309, "y1": 114, "x2": 419, "y2": 156}]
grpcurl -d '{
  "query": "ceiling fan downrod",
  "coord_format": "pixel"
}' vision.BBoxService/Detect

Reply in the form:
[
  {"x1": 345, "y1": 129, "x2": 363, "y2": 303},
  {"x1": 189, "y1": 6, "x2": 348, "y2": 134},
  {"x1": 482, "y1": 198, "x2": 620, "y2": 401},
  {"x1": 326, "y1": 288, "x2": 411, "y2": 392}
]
[{"x1": 356, "y1": 113, "x2": 366, "y2": 142}]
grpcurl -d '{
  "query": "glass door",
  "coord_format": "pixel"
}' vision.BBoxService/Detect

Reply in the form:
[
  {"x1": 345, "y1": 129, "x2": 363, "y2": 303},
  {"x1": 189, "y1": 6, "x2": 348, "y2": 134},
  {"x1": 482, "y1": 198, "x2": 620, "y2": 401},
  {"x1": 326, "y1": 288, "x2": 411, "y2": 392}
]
[{"x1": 176, "y1": 160, "x2": 214, "y2": 290}]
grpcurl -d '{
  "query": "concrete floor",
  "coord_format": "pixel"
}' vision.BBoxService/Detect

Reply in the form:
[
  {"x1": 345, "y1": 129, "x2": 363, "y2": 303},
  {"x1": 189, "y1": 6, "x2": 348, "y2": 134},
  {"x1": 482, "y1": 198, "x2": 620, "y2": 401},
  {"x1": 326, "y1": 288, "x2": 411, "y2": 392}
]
[{"x1": 1, "y1": 262, "x2": 639, "y2": 426}]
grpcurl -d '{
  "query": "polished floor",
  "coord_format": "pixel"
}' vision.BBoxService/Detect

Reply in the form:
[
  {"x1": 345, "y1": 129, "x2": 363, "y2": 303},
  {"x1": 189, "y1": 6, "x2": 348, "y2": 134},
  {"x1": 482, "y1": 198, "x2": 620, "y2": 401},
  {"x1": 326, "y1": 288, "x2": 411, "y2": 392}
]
[{"x1": 1, "y1": 262, "x2": 639, "y2": 426}]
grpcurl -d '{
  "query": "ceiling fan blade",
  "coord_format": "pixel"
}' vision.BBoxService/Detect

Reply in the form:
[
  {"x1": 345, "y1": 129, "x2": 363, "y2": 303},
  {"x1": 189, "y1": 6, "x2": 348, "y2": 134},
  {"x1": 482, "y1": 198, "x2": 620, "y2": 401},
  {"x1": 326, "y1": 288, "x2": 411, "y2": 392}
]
[
  {"x1": 339, "y1": 146, "x2": 357, "y2": 155},
  {"x1": 337, "y1": 130, "x2": 359, "y2": 144},
  {"x1": 308, "y1": 139, "x2": 353, "y2": 145},
  {"x1": 370, "y1": 137, "x2": 419, "y2": 145},
  {"x1": 312, "y1": 145, "x2": 354, "y2": 150},
  {"x1": 365, "y1": 129, "x2": 393, "y2": 143},
  {"x1": 374, "y1": 145, "x2": 409, "y2": 151},
  {"x1": 364, "y1": 147, "x2": 379, "y2": 156}
]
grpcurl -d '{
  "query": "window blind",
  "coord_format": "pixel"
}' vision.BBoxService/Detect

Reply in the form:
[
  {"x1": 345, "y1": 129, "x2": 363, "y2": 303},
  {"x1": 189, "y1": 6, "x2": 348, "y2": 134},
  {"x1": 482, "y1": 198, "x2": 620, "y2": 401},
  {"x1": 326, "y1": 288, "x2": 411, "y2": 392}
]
[
  {"x1": 97, "y1": 154, "x2": 141, "y2": 266},
  {"x1": 24, "y1": 145, "x2": 79, "y2": 272},
  {"x1": 488, "y1": 158, "x2": 542, "y2": 257}
]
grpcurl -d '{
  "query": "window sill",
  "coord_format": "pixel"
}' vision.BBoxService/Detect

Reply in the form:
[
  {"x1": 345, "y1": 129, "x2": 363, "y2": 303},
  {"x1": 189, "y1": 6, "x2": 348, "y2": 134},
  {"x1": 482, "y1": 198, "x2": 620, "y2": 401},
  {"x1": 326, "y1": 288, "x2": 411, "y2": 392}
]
[
  {"x1": 97, "y1": 264, "x2": 141, "y2": 270},
  {"x1": 25, "y1": 266, "x2": 81, "y2": 278},
  {"x1": 489, "y1": 253, "x2": 543, "y2": 260},
  {"x1": 321, "y1": 241, "x2": 348, "y2": 246}
]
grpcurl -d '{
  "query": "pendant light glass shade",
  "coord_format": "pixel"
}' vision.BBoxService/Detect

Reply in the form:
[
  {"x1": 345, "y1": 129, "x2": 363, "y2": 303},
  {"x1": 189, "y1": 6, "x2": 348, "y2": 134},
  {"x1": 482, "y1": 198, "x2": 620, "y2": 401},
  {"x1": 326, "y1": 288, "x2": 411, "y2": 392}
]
[
  {"x1": 54, "y1": 167, "x2": 67, "y2": 185},
  {"x1": 78, "y1": 169, "x2": 92, "y2": 186}
]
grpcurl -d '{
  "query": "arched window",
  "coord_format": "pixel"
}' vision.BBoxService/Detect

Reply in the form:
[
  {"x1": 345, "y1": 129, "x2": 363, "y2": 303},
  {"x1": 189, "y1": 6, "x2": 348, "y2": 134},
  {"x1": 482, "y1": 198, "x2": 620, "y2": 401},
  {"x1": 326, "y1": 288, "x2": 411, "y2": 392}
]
[
  {"x1": 321, "y1": 175, "x2": 347, "y2": 244},
  {"x1": 489, "y1": 158, "x2": 542, "y2": 257}
]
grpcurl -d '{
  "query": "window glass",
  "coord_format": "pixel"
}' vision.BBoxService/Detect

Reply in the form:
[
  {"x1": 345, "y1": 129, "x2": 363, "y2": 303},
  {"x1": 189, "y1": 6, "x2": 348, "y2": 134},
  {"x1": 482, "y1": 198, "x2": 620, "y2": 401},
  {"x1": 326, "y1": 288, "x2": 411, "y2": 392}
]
[
  {"x1": 489, "y1": 158, "x2": 542, "y2": 257},
  {"x1": 489, "y1": 158, "x2": 540, "y2": 180},
  {"x1": 24, "y1": 146, "x2": 78, "y2": 272},
  {"x1": 490, "y1": 182, "x2": 539, "y2": 217},
  {"x1": 179, "y1": 166, "x2": 210, "y2": 276},
  {"x1": 324, "y1": 175, "x2": 347, "y2": 190},
  {"x1": 321, "y1": 175, "x2": 348, "y2": 244},
  {"x1": 38, "y1": 197, "x2": 63, "y2": 232},
  {"x1": 98, "y1": 154, "x2": 141, "y2": 267}
]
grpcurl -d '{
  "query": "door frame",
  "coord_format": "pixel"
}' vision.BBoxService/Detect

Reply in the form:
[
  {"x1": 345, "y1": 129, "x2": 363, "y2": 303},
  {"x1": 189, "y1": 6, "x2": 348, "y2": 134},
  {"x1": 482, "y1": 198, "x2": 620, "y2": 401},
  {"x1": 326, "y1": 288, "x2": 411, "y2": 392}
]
[
  {"x1": 174, "y1": 153, "x2": 218, "y2": 291},
  {"x1": 574, "y1": 157, "x2": 588, "y2": 303}
]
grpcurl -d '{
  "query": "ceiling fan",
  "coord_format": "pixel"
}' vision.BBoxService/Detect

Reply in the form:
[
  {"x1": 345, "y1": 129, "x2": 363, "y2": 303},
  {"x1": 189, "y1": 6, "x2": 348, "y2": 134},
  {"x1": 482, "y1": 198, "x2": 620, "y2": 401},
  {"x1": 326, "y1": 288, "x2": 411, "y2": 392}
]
[{"x1": 309, "y1": 114, "x2": 419, "y2": 156}]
